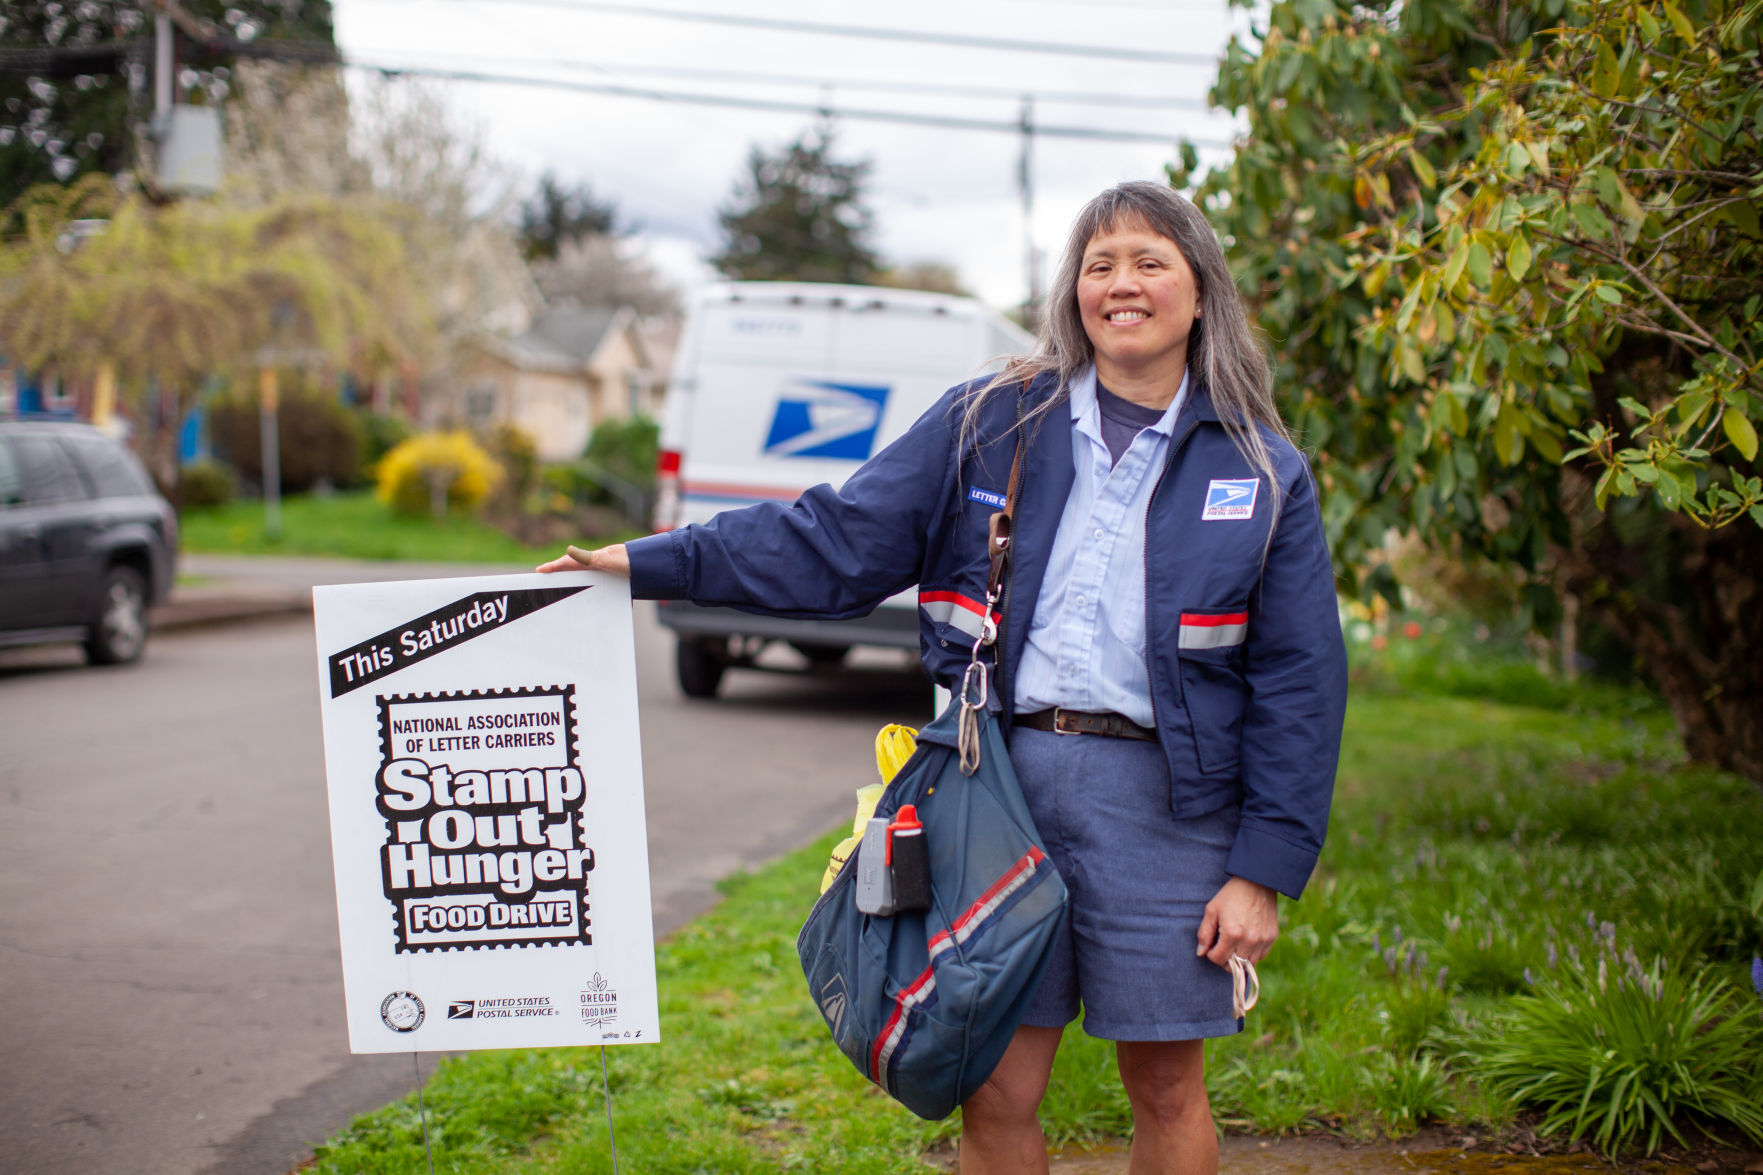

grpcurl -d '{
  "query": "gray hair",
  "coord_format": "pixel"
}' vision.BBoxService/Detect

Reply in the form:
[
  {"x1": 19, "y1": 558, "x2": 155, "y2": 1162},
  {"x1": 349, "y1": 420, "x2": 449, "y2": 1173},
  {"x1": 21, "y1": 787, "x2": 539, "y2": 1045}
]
[{"x1": 963, "y1": 182, "x2": 1289, "y2": 502}]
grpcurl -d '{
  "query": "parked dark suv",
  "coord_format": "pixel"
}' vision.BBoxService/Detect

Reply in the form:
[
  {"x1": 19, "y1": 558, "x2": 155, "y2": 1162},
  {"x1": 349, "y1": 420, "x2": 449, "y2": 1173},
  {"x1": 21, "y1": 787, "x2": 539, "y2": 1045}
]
[{"x1": 0, "y1": 421, "x2": 177, "y2": 664}]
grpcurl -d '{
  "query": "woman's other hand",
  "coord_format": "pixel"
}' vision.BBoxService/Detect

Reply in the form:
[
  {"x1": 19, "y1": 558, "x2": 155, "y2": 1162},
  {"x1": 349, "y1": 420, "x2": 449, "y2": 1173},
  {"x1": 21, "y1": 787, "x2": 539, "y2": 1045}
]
[
  {"x1": 1195, "y1": 876, "x2": 1278, "y2": 967},
  {"x1": 536, "y1": 544, "x2": 630, "y2": 576}
]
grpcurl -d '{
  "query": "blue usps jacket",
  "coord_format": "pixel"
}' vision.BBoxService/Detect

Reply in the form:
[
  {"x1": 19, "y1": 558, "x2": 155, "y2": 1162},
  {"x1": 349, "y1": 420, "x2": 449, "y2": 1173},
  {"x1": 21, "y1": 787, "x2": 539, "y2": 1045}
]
[{"x1": 626, "y1": 373, "x2": 1347, "y2": 899}]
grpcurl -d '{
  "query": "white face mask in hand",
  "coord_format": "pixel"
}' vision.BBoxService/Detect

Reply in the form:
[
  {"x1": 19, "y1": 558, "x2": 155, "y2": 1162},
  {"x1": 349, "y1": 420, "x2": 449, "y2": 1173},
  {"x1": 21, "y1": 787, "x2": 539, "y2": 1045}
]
[{"x1": 1230, "y1": 954, "x2": 1260, "y2": 1019}]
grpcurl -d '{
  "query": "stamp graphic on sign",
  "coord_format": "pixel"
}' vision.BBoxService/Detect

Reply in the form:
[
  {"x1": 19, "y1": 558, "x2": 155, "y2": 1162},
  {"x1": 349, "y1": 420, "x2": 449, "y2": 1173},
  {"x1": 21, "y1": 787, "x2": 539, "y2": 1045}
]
[
  {"x1": 1201, "y1": 478, "x2": 1260, "y2": 520},
  {"x1": 376, "y1": 686, "x2": 594, "y2": 953}
]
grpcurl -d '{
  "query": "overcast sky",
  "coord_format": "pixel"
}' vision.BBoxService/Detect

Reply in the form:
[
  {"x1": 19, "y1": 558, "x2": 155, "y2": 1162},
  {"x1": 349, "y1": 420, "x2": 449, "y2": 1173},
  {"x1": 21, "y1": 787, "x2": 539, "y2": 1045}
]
[{"x1": 330, "y1": 0, "x2": 1253, "y2": 311}]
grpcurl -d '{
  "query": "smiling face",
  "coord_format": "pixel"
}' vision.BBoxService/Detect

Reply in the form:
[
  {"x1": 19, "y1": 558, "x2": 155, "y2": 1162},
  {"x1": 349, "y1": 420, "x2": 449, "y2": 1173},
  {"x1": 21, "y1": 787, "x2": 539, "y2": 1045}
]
[{"x1": 1076, "y1": 219, "x2": 1202, "y2": 399}]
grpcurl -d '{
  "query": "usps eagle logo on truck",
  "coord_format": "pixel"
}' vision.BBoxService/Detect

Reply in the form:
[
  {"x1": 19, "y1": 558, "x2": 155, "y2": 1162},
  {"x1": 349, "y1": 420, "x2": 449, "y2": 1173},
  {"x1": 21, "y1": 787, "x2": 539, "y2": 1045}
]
[{"x1": 763, "y1": 380, "x2": 890, "y2": 460}]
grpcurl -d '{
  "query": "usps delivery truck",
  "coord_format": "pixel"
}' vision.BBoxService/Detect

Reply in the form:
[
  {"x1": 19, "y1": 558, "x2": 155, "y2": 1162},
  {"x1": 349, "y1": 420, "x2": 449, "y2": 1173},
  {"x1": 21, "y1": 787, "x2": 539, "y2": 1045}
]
[{"x1": 652, "y1": 281, "x2": 1034, "y2": 697}]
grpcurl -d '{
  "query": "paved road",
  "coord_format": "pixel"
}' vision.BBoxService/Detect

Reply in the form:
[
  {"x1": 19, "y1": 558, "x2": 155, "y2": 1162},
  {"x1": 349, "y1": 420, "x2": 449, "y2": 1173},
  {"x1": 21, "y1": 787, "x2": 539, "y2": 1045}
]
[{"x1": 0, "y1": 559, "x2": 930, "y2": 1175}]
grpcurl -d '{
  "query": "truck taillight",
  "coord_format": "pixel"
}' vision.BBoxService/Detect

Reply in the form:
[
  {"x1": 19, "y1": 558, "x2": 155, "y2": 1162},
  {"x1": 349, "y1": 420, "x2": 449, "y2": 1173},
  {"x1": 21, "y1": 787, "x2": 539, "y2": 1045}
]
[{"x1": 653, "y1": 448, "x2": 682, "y2": 532}]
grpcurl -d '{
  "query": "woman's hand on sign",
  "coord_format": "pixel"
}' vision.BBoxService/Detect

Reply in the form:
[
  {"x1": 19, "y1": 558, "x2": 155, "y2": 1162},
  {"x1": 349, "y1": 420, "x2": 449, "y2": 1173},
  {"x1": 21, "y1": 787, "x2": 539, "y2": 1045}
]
[
  {"x1": 1196, "y1": 876, "x2": 1278, "y2": 968},
  {"x1": 537, "y1": 544, "x2": 630, "y2": 576}
]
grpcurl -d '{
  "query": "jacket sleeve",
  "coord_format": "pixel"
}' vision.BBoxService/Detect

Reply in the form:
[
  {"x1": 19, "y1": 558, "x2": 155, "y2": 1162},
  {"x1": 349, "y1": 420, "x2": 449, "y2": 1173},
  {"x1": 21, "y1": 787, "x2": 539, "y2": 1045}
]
[
  {"x1": 1223, "y1": 452, "x2": 1347, "y2": 900},
  {"x1": 625, "y1": 388, "x2": 963, "y2": 618}
]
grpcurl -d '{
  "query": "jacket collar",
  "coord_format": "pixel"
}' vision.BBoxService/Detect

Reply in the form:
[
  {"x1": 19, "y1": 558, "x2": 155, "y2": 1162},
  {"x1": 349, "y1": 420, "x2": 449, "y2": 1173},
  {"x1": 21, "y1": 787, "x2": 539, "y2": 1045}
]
[{"x1": 1029, "y1": 365, "x2": 1222, "y2": 424}]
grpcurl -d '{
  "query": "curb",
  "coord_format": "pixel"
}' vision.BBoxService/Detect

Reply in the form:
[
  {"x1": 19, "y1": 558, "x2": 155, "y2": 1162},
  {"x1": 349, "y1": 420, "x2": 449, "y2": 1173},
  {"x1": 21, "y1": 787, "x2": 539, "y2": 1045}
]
[{"x1": 152, "y1": 594, "x2": 312, "y2": 631}]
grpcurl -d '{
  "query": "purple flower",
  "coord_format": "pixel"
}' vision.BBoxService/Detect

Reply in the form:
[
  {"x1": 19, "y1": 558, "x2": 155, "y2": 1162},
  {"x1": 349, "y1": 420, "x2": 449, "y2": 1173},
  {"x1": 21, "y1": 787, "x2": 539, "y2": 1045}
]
[{"x1": 1751, "y1": 956, "x2": 1762, "y2": 997}]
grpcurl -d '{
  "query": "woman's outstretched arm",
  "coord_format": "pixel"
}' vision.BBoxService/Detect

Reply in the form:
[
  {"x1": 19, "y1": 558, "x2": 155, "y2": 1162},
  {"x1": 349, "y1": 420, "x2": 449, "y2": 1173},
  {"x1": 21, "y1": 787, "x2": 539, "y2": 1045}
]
[{"x1": 537, "y1": 544, "x2": 629, "y2": 576}]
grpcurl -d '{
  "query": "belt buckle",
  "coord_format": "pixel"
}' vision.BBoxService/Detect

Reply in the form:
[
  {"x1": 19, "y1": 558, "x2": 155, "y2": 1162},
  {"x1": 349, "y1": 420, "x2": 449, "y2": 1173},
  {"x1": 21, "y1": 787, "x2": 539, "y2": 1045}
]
[{"x1": 1052, "y1": 707, "x2": 1081, "y2": 736}]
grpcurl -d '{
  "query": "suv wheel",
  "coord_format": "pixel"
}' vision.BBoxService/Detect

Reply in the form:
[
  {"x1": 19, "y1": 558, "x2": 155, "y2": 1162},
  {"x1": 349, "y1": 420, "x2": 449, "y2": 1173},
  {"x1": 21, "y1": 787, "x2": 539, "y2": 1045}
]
[
  {"x1": 676, "y1": 637, "x2": 726, "y2": 698},
  {"x1": 85, "y1": 565, "x2": 149, "y2": 665}
]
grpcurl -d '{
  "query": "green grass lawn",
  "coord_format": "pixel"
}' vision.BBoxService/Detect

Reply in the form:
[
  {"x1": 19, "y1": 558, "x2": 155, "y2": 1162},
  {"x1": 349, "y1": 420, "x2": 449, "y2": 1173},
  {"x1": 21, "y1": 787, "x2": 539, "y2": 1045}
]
[
  {"x1": 306, "y1": 645, "x2": 1763, "y2": 1173},
  {"x1": 178, "y1": 491, "x2": 574, "y2": 563}
]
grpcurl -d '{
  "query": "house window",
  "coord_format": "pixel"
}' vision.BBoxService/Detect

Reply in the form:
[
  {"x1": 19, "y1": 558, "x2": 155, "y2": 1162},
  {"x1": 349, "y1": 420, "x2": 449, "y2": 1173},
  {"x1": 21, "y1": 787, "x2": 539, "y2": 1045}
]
[{"x1": 465, "y1": 382, "x2": 496, "y2": 424}]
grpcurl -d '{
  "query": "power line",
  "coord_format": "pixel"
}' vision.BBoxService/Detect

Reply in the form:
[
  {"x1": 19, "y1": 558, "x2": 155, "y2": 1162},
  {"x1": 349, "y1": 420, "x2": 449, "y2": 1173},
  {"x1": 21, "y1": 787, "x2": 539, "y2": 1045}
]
[
  {"x1": 368, "y1": 0, "x2": 1223, "y2": 66},
  {"x1": 355, "y1": 51, "x2": 1213, "y2": 110},
  {"x1": 0, "y1": 37, "x2": 1231, "y2": 147},
  {"x1": 344, "y1": 58, "x2": 1235, "y2": 148}
]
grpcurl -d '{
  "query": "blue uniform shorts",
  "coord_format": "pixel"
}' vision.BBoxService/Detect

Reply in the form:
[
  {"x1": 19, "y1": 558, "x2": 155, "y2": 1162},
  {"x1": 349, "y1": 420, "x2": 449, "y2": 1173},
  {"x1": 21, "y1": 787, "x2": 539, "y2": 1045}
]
[{"x1": 1010, "y1": 726, "x2": 1244, "y2": 1041}]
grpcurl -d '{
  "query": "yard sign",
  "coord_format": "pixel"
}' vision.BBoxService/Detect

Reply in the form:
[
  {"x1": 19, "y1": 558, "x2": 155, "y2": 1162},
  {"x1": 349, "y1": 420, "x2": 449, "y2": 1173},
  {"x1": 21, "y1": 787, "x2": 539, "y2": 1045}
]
[{"x1": 313, "y1": 570, "x2": 658, "y2": 1053}]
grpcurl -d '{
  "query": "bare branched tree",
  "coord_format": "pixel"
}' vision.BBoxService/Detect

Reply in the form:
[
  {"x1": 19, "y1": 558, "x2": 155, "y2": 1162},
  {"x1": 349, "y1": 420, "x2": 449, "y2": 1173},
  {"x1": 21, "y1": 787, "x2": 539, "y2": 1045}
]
[{"x1": 530, "y1": 232, "x2": 680, "y2": 317}]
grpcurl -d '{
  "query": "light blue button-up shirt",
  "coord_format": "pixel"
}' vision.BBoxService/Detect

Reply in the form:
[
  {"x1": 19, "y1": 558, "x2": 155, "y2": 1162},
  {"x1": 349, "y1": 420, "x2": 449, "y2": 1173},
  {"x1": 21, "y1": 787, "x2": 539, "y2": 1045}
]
[{"x1": 1013, "y1": 365, "x2": 1188, "y2": 728}]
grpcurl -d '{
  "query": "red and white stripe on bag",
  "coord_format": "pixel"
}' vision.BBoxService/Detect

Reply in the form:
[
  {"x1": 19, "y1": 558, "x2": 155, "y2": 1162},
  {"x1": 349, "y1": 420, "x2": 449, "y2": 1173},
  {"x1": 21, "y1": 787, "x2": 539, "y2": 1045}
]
[
  {"x1": 1178, "y1": 611, "x2": 1248, "y2": 650},
  {"x1": 920, "y1": 590, "x2": 1000, "y2": 642}
]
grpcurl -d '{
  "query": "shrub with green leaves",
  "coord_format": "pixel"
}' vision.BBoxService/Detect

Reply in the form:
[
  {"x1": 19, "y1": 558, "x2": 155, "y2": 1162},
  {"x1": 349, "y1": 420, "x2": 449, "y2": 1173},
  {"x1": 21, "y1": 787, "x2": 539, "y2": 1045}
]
[
  {"x1": 209, "y1": 386, "x2": 365, "y2": 492},
  {"x1": 583, "y1": 414, "x2": 658, "y2": 491},
  {"x1": 356, "y1": 409, "x2": 412, "y2": 470},
  {"x1": 1473, "y1": 946, "x2": 1763, "y2": 1153},
  {"x1": 177, "y1": 458, "x2": 237, "y2": 510}
]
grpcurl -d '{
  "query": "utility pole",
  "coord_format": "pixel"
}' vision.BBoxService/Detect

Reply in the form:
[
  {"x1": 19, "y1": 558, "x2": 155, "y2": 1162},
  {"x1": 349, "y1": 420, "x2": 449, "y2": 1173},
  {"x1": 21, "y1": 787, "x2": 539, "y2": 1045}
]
[
  {"x1": 259, "y1": 365, "x2": 282, "y2": 540},
  {"x1": 1018, "y1": 96, "x2": 1040, "y2": 326},
  {"x1": 154, "y1": 1, "x2": 174, "y2": 125}
]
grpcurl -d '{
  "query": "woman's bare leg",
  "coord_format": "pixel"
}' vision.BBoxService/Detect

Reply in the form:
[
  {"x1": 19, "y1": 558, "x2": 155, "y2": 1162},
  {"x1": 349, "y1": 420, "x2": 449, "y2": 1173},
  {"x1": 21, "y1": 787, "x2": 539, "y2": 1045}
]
[
  {"x1": 1116, "y1": 1039, "x2": 1215, "y2": 1175},
  {"x1": 959, "y1": 1025, "x2": 1064, "y2": 1175}
]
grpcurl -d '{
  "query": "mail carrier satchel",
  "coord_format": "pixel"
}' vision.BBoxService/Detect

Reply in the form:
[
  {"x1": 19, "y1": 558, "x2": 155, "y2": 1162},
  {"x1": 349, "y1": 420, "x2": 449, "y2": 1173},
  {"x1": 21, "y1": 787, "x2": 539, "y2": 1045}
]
[{"x1": 796, "y1": 698, "x2": 1068, "y2": 1119}]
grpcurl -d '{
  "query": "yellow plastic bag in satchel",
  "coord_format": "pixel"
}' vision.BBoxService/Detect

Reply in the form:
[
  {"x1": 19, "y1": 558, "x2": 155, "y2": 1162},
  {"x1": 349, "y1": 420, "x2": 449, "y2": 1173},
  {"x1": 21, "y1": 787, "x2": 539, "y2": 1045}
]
[{"x1": 819, "y1": 724, "x2": 918, "y2": 893}]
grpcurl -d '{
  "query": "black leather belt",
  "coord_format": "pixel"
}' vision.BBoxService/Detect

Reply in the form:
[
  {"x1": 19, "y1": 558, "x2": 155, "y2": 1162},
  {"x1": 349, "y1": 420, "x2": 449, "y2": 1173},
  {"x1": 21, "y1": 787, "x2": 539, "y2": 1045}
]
[{"x1": 1014, "y1": 708, "x2": 1158, "y2": 742}]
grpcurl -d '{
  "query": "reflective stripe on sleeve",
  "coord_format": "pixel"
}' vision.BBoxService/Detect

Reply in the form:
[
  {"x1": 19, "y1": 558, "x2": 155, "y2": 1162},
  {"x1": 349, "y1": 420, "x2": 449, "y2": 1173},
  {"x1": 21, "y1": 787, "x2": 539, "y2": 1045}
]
[{"x1": 920, "y1": 590, "x2": 1000, "y2": 642}]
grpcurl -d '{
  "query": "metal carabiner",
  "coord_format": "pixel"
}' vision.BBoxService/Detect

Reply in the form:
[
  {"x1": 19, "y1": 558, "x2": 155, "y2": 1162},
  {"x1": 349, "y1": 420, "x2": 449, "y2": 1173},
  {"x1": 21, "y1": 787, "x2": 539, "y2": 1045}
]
[{"x1": 960, "y1": 658, "x2": 989, "y2": 712}]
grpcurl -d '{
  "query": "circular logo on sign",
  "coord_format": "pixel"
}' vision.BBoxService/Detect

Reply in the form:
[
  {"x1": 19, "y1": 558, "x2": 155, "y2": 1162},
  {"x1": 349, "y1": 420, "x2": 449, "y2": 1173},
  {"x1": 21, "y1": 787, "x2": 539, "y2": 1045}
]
[{"x1": 380, "y1": 991, "x2": 425, "y2": 1033}]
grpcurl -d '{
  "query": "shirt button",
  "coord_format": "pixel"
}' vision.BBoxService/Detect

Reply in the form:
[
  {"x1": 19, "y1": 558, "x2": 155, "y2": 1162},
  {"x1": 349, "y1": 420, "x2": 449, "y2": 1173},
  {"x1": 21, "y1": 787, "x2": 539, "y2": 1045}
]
[
  {"x1": 1074, "y1": 594, "x2": 1086, "y2": 607},
  {"x1": 1093, "y1": 528, "x2": 1105, "y2": 540}
]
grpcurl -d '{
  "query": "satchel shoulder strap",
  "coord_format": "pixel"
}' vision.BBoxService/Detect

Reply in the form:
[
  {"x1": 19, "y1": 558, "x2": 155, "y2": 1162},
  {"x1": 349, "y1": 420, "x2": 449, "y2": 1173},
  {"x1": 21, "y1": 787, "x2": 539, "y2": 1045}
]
[
  {"x1": 960, "y1": 405, "x2": 1026, "y2": 774},
  {"x1": 983, "y1": 404, "x2": 1027, "y2": 607}
]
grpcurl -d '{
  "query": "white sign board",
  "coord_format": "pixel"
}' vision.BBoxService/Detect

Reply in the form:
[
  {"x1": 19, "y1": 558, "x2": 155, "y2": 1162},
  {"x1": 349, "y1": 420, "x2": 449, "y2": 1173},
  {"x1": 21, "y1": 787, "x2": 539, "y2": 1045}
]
[{"x1": 312, "y1": 571, "x2": 658, "y2": 1053}]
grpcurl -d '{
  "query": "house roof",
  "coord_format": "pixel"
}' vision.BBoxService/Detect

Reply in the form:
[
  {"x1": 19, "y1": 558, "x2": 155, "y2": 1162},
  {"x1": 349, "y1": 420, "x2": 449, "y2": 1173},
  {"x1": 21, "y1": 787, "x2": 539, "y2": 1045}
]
[{"x1": 481, "y1": 304, "x2": 645, "y2": 374}]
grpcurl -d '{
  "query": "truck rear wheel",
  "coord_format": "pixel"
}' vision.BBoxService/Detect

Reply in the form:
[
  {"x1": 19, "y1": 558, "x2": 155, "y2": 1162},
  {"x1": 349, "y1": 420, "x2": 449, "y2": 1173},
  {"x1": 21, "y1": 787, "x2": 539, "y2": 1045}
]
[
  {"x1": 676, "y1": 638, "x2": 726, "y2": 698},
  {"x1": 790, "y1": 641, "x2": 850, "y2": 668}
]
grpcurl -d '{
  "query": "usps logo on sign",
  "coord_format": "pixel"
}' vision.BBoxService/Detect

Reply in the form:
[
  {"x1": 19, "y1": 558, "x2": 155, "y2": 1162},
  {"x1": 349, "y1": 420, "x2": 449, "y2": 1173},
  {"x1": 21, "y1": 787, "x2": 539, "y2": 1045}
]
[
  {"x1": 1202, "y1": 479, "x2": 1260, "y2": 520},
  {"x1": 763, "y1": 380, "x2": 890, "y2": 460}
]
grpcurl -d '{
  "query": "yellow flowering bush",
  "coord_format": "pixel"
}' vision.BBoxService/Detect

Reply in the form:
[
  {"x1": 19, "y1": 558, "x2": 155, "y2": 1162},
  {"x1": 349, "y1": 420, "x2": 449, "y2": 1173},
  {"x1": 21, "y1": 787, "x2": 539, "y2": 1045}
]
[{"x1": 374, "y1": 431, "x2": 503, "y2": 517}]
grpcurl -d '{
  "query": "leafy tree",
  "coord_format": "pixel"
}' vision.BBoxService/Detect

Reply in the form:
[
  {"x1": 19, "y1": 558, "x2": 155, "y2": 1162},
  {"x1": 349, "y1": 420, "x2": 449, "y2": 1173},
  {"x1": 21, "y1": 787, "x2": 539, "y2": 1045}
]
[
  {"x1": 1182, "y1": 0, "x2": 1763, "y2": 779},
  {"x1": 517, "y1": 172, "x2": 616, "y2": 262},
  {"x1": 0, "y1": 175, "x2": 427, "y2": 482},
  {"x1": 874, "y1": 261, "x2": 969, "y2": 296},
  {"x1": 0, "y1": 1, "x2": 337, "y2": 203},
  {"x1": 227, "y1": 69, "x2": 533, "y2": 364},
  {"x1": 712, "y1": 123, "x2": 880, "y2": 284}
]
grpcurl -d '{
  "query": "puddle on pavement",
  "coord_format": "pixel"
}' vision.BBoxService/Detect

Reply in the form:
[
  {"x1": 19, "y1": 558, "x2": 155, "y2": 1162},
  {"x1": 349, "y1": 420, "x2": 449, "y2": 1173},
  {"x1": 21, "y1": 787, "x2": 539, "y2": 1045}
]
[{"x1": 1041, "y1": 1136, "x2": 1699, "y2": 1174}]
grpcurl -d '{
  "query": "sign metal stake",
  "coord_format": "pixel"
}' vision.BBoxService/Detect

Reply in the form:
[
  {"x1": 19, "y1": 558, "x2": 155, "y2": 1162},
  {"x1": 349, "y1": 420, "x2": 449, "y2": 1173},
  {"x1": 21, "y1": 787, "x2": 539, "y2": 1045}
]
[
  {"x1": 413, "y1": 1052, "x2": 436, "y2": 1175},
  {"x1": 600, "y1": 1044, "x2": 621, "y2": 1174}
]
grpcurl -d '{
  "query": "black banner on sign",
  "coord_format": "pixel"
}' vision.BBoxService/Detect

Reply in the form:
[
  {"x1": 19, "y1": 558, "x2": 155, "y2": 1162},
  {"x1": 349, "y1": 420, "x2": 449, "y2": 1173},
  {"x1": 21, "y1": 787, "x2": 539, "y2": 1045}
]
[{"x1": 327, "y1": 585, "x2": 590, "y2": 698}]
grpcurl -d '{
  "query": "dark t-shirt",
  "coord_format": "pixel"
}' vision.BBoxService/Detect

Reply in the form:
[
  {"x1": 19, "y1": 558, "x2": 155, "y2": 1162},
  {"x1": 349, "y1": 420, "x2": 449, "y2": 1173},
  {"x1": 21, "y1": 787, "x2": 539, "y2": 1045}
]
[{"x1": 1095, "y1": 382, "x2": 1168, "y2": 467}]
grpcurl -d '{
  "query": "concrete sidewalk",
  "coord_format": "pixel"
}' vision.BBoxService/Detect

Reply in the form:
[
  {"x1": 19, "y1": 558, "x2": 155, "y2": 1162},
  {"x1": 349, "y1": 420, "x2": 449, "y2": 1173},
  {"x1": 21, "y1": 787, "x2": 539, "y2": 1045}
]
[{"x1": 153, "y1": 553, "x2": 540, "y2": 630}]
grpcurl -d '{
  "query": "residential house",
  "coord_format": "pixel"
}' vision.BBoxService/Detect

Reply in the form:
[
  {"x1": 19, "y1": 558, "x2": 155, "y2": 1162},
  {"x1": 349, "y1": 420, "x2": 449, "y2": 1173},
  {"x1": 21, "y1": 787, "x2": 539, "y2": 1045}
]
[{"x1": 452, "y1": 304, "x2": 662, "y2": 463}]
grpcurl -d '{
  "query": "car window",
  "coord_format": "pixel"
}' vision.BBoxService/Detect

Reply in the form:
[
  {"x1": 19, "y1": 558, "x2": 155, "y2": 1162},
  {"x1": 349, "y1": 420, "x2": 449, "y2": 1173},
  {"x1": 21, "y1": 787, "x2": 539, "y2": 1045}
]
[
  {"x1": 0, "y1": 439, "x2": 23, "y2": 508},
  {"x1": 9, "y1": 434, "x2": 90, "y2": 504},
  {"x1": 64, "y1": 433, "x2": 155, "y2": 498}
]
